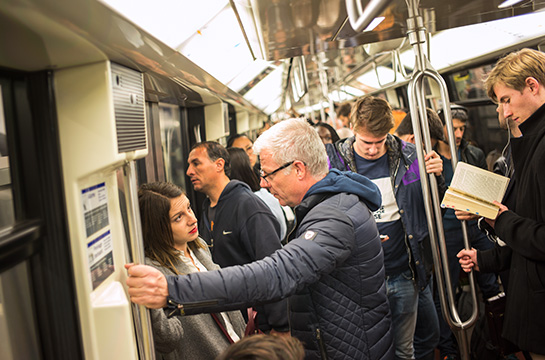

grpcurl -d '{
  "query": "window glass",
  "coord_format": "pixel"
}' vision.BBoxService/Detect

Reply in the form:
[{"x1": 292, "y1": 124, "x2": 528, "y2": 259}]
[
  {"x1": 0, "y1": 85, "x2": 14, "y2": 229},
  {"x1": 159, "y1": 104, "x2": 186, "y2": 189},
  {"x1": 451, "y1": 64, "x2": 495, "y2": 101}
]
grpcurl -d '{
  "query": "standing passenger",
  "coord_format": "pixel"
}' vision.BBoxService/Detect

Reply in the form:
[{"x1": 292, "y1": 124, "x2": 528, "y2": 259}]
[
  {"x1": 227, "y1": 147, "x2": 288, "y2": 241},
  {"x1": 435, "y1": 105, "x2": 503, "y2": 360},
  {"x1": 138, "y1": 182, "x2": 245, "y2": 360},
  {"x1": 127, "y1": 118, "x2": 394, "y2": 360},
  {"x1": 336, "y1": 102, "x2": 354, "y2": 139},
  {"x1": 458, "y1": 48, "x2": 545, "y2": 359},
  {"x1": 326, "y1": 96, "x2": 442, "y2": 360},
  {"x1": 186, "y1": 142, "x2": 288, "y2": 334}
]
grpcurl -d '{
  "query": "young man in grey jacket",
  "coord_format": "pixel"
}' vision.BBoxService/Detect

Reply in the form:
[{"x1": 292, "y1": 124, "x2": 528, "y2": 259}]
[{"x1": 126, "y1": 118, "x2": 394, "y2": 360}]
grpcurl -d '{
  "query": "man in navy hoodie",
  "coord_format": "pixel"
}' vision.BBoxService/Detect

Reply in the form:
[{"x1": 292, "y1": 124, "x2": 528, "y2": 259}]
[
  {"x1": 186, "y1": 141, "x2": 288, "y2": 334},
  {"x1": 126, "y1": 119, "x2": 394, "y2": 360}
]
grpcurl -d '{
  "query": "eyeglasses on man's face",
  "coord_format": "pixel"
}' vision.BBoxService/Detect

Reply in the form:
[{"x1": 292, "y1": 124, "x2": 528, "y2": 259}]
[{"x1": 260, "y1": 161, "x2": 294, "y2": 184}]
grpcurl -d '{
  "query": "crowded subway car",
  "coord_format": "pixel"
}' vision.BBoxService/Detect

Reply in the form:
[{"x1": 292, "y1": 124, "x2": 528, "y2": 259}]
[{"x1": 1, "y1": 0, "x2": 545, "y2": 359}]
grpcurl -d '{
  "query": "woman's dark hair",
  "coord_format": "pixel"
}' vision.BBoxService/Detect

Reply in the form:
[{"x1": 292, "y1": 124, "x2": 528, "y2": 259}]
[
  {"x1": 227, "y1": 147, "x2": 260, "y2": 192},
  {"x1": 315, "y1": 122, "x2": 340, "y2": 143},
  {"x1": 138, "y1": 182, "x2": 201, "y2": 274},
  {"x1": 227, "y1": 134, "x2": 245, "y2": 148}
]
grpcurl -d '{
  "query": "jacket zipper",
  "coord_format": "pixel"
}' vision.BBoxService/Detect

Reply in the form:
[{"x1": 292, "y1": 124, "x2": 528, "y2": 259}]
[
  {"x1": 316, "y1": 328, "x2": 329, "y2": 360},
  {"x1": 167, "y1": 299, "x2": 220, "y2": 317}
]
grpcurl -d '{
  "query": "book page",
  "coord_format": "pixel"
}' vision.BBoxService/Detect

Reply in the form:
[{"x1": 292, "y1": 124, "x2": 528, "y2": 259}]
[
  {"x1": 441, "y1": 188, "x2": 499, "y2": 219},
  {"x1": 450, "y1": 162, "x2": 509, "y2": 203}
]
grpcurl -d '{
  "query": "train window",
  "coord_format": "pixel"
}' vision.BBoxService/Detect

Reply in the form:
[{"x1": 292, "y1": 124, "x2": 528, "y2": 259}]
[
  {"x1": 0, "y1": 86, "x2": 14, "y2": 230},
  {"x1": 158, "y1": 104, "x2": 187, "y2": 189},
  {"x1": 451, "y1": 64, "x2": 495, "y2": 101}
]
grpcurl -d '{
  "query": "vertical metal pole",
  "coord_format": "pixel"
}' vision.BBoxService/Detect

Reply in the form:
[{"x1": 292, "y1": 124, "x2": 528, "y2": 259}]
[
  {"x1": 405, "y1": 0, "x2": 478, "y2": 358},
  {"x1": 124, "y1": 161, "x2": 155, "y2": 360}
]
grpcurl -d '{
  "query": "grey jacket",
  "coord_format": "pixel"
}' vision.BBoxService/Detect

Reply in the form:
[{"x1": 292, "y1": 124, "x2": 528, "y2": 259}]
[{"x1": 146, "y1": 238, "x2": 246, "y2": 360}]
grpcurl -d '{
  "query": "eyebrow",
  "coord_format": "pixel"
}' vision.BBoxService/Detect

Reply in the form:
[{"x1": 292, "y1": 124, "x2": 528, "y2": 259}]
[{"x1": 361, "y1": 138, "x2": 387, "y2": 144}]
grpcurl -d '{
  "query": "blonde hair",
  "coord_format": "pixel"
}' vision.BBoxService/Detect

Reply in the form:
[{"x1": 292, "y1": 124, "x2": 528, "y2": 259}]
[{"x1": 485, "y1": 48, "x2": 545, "y2": 102}]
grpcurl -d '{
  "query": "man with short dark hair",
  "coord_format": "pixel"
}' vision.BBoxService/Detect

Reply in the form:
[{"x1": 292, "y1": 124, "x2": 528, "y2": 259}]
[
  {"x1": 127, "y1": 119, "x2": 395, "y2": 360},
  {"x1": 326, "y1": 96, "x2": 442, "y2": 360},
  {"x1": 186, "y1": 141, "x2": 287, "y2": 334},
  {"x1": 435, "y1": 105, "x2": 502, "y2": 360},
  {"x1": 395, "y1": 108, "x2": 445, "y2": 146}
]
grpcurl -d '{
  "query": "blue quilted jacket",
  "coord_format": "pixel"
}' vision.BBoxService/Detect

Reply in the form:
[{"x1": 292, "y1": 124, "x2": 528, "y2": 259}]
[{"x1": 166, "y1": 169, "x2": 394, "y2": 359}]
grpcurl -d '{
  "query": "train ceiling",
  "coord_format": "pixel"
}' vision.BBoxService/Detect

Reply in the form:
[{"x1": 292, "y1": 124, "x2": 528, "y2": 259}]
[{"x1": 113, "y1": 0, "x2": 545, "y2": 116}]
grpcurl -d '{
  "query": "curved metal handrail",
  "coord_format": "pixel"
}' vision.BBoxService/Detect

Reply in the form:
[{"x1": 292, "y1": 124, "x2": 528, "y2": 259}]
[
  {"x1": 404, "y1": 0, "x2": 479, "y2": 358},
  {"x1": 345, "y1": 0, "x2": 394, "y2": 33}
]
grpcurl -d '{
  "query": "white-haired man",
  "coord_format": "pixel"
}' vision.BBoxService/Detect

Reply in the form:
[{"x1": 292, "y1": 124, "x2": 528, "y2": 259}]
[{"x1": 126, "y1": 119, "x2": 394, "y2": 360}]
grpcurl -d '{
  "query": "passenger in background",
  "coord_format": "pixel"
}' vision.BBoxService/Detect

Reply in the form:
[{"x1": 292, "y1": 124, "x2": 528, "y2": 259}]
[
  {"x1": 315, "y1": 122, "x2": 340, "y2": 144},
  {"x1": 326, "y1": 96, "x2": 442, "y2": 360},
  {"x1": 435, "y1": 105, "x2": 502, "y2": 360},
  {"x1": 217, "y1": 334, "x2": 305, "y2": 360},
  {"x1": 395, "y1": 108, "x2": 445, "y2": 148},
  {"x1": 137, "y1": 182, "x2": 245, "y2": 360},
  {"x1": 227, "y1": 134, "x2": 258, "y2": 169},
  {"x1": 393, "y1": 108, "x2": 446, "y2": 360},
  {"x1": 335, "y1": 101, "x2": 354, "y2": 139},
  {"x1": 127, "y1": 118, "x2": 394, "y2": 360},
  {"x1": 186, "y1": 142, "x2": 288, "y2": 334},
  {"x1": 458, "y1": 48, "x2": 545, "y2": 359},
  {"x1": 227, "y1": 147, "x2": 289, "y2": 241}
]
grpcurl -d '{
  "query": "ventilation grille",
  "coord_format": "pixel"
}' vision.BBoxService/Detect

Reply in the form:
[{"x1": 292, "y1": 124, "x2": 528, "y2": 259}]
[{"x1": 111, "y1": 63, "x2": 146, "y2": 153}]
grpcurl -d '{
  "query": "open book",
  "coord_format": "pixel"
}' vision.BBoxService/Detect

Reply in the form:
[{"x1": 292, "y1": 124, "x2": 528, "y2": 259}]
[{"x1": 440, "y1": 162, "x2": 510, "y2": 219}]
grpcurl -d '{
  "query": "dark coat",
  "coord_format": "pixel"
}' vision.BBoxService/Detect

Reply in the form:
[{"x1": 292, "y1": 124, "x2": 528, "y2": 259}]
[
  {"x1": 166, "y1": 169, "x2": 394, "y2": 360},
  {"x1": 199, "y1": 180, "x2": 288, "y2": 331},
  {"x1": 480, "y1": 102, "x2": 545, "y2": 354}
]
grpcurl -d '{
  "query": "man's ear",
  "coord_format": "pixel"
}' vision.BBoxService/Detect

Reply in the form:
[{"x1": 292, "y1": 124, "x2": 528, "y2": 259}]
[
  {"x1": 526, "y1": 77, "x2": 540, "y2": 94},
  {"x1": 293, "y1": 160, "x2": 306, "y2": 179},
  {"x1": 408, "y1": 134, "x2": 416, "y2": 144},
  {"x1": 215, "y1": 158, "x2": 225, "y2": 172}
]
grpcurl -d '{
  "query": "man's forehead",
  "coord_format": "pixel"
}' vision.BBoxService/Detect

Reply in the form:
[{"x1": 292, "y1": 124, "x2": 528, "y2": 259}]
[
  {"x1": 189, "y1": 147, "x2": 210, "y2": 161},
  {"x1": 355, "y1": 131, "x2": 387, "y2": 143},
  {"x1": 258, "y1": 150, "x2": 278, "y2": 169}
]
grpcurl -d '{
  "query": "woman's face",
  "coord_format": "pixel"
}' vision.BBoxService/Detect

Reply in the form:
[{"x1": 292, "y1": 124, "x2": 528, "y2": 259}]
[
  {"x1": 169, "y1": 195, "x2": 198, "y2": 250},
  {"x1": 317, "y1": 126, "x2": 332, "y2": 144}
]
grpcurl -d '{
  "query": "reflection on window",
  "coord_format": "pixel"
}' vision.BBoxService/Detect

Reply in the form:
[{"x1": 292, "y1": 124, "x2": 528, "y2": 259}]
[
  {"x1": 451, "y1": 64, "x2": 494, "y2": 101},
  {"x1": 0, "y1": 85, "x2": 14, "y2": 230},
  {"x1": 159, "y1": 104, "x2": 186, "y2": 190}
]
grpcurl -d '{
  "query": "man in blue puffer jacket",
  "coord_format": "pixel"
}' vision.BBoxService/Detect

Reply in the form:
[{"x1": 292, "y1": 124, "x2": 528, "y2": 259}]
[{"x1": 127, "y1": 118, "x2": 394, "y2": 360}]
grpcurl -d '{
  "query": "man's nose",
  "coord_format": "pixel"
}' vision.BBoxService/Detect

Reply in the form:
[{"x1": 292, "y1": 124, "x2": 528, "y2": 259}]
[
  {"x1": 503, "y1": 104, "x2": 512, "y2": 119},
  {"x1": 260, "y1": 177, "x2": 270, "y2": 188}
]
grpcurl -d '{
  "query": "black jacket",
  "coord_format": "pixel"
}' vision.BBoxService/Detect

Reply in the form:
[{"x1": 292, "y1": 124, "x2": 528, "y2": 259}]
[
  {"x1": 199, "y1": 180, "x2": 287, "y2": 331},
  {"x1": 478, "y1": 102, "x2": 545, "y2": 354}
]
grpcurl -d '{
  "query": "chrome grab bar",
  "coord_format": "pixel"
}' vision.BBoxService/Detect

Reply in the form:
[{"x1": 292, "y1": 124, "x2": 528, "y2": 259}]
[
  {"x1": 405, "y1": 0, "x2": 478, "y2": 359},
  {"x1": 345, "y1": 0, "x2": 394, "y2": 33},
  {"x1": 124, "y1": 161, "x2": 156, "y2": 360}
]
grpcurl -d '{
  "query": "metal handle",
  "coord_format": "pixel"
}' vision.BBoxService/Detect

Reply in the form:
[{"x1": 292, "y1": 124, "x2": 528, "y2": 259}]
[
  {"x1": 345, "y1": 0, "x2": 393, "y2": 32},
  {"x1": 405, "y1": 0, "x2": 478, "y2": 358},
  {"x1": 124, "y1": 161, "x2": 156, "y2": 360}
]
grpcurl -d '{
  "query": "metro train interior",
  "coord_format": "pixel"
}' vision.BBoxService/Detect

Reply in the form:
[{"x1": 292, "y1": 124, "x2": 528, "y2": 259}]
[{"x1": 1, "y1": 0, "x2": 545, "y2": 359}]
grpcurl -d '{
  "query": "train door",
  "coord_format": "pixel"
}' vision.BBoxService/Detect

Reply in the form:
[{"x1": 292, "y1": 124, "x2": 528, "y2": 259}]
[
  {"x1": 53, "y1": 61, "x2": 154, "y2": 359},
  {"x1": 0, "y1": 70, "x2": 86, "y2": 360}
]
